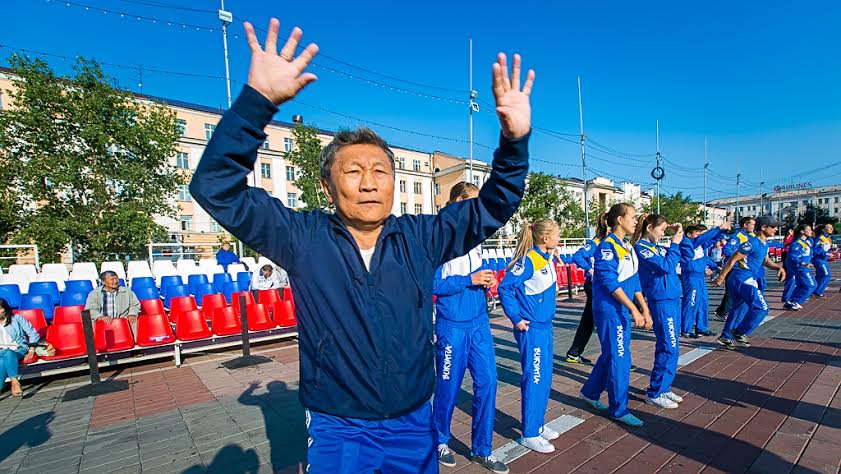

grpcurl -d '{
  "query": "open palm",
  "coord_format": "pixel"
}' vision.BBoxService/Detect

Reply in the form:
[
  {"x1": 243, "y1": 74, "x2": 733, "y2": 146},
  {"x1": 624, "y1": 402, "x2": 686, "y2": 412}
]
[
  {"x1": 492, "y1": 53, "x2": 535, "y2": 139},
  {"x1": 244, "y1": 19, "x2": 319, "y2": 106}
]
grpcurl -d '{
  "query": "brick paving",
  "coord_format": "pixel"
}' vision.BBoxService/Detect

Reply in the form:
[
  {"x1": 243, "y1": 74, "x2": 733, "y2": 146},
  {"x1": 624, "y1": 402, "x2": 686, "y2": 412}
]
[{"x1": 0, "y1": 265, "x2": 839, "y2": 473}]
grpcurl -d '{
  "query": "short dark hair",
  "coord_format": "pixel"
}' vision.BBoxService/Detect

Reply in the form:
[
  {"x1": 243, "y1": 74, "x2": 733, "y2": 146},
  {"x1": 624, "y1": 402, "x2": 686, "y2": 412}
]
[
  {"x1": 319, "y1": 127, "x2": 395, "y2": 180},
  {"x1": 739, "y1": 216, "x2": 755, "y2": 227},
  {"x1": 261, "y1": 265, "x2": 273, "y2": 273},
  {"x1": 100, "y1": 270, "x2": 118, "y2": 281}
]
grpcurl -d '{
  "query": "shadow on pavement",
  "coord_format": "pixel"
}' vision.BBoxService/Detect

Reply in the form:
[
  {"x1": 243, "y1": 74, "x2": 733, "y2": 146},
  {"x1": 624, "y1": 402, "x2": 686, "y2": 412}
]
[{"x1": 0, "y1": 411, "x2": 55, "y2": 462}]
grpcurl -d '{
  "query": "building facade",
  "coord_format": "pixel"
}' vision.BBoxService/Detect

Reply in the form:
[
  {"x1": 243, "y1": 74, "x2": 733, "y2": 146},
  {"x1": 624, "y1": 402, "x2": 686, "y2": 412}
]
[{"x1": 708, "y1": 184, "x2": 841, "y2": 223}]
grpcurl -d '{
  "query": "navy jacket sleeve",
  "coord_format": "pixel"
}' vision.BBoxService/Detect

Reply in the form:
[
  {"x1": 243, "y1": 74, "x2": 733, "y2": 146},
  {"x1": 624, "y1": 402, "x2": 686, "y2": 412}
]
[
  {"x1": 190, "y1": 86, "x2": 317, "y2": 271},
  {"x1": 419, "y1": 133, "x2": 529, "y2": 268},
  {"x1": 571, "y1": 240, "x2": 595, "y2": 271},
  {"x1": 433, "y1": 266, "x2": 473, "y2": 297}
]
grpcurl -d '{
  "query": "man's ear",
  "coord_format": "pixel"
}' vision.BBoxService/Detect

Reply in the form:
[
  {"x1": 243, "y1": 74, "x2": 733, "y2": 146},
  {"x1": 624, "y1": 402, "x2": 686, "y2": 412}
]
[{"x1": 320, "y1": 178, "x2": 334, "y2": 205}]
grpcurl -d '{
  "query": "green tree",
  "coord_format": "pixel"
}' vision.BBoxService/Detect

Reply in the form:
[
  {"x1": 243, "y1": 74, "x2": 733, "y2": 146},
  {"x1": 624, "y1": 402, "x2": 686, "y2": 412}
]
[
  {"x1": 0, "y1": 55, "x2": 182, "y2": 263},
  {"x1": 513, "y1": 172, "x2": 562, "y2": 229},
  {"x1": 797, "y1": 203, "x2": 838, "y2": 228},
  {"x1": 284, "y1": 123, "x2": 329, "y2": 210},
  {"x1": 643, "y1": 192, "x2": 704, "y2": 226}
]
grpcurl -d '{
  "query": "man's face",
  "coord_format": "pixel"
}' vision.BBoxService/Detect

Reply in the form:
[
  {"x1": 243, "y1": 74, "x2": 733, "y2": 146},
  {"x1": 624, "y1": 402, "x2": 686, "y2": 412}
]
[
  {"x1": 102, "y1": 274, "x2": 119, "y2": 290},
  {"x1": 762, "y1": 225, "x2": 779, "y2": 238},
  {"x1": 804, "y1": 226, "x2": 813, "y2": 237},
  {"x1": 323, "y1": 144, "x2": 395, "y2": 228},
  {"x1": 743, "y1": 220, "x2": 756, "y2": 233},
  {"x1": 262, "y1": 269, "x2": 272, "y2": 278},
  {"x1": 222, "y1": 243, "x2": 230, "y2": 251}
]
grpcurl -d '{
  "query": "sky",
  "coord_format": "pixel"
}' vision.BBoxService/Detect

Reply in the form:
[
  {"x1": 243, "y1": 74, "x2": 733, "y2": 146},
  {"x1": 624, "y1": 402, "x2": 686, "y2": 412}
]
[{"x1": 3, "y1": 0, "x2": 841, "y2": 203}]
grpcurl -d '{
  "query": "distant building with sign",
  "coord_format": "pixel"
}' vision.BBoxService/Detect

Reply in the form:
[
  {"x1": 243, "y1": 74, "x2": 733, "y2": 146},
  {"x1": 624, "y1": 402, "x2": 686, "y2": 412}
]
[{"x1": 708, "y1": 184, "x2": 841, "y2": 223}]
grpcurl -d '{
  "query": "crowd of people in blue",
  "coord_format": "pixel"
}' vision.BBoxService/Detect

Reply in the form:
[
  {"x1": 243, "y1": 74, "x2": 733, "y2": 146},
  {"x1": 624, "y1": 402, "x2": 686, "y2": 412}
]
[{"x1": 0, "y1": 17, "x2": 831, "y2": 474}]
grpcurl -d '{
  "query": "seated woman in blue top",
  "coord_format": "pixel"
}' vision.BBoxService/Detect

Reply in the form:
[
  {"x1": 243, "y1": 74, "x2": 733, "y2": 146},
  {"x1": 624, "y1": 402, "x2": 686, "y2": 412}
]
[
  {"x1": 565, "y1": 212, "x2": 608, "y2": 364},
  {"x1": 0, "y1": 298, "x2": 40, "y2": 397},
  {"x1": 631, "y1": 214, "x2": 684, "y2": 410},
  {"x1": 580, "y1": 203, "x2": 653, "y2": 428},
  {"x1": 498, "y1": 218, "x2": 560, "y2": 454}
]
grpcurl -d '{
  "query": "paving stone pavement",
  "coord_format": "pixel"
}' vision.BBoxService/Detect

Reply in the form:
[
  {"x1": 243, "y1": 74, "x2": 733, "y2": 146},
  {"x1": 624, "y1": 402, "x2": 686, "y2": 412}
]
[{"x1": 0, "y1": 264, "x2": 839, "y2": 473}]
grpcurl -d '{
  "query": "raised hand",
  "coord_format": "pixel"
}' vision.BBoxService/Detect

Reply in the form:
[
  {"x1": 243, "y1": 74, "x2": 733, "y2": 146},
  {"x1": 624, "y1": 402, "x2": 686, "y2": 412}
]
[
  {"x1": 244, "y1": 19, "x2": 319, "y2": 106},
  {"x1": 492, "y1": 53, "x2": 535, "y2": 139}
]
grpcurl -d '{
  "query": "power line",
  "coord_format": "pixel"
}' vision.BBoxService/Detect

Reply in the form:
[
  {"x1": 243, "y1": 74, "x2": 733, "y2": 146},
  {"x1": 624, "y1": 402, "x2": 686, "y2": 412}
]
[
  {"x1": 50, "y1": 0, "x2": 217, "y2": 32},
  {"x1": 587, "y1": 138, "x2": 656, "y2": 158},
  {"x1": 114, "y1": 0, "x2": 216, "y2": 14}
]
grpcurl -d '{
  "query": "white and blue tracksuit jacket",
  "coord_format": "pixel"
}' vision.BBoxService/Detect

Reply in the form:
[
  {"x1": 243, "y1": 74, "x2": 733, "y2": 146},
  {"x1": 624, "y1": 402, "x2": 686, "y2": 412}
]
[
  {"x1": 722, "y1": 236, "x2": 772, "y2": 339},
  {"x1": 812, "y1": 235, "x2": 832, "y2": 296},
  {"x1": 785, "y1": 237, "x2": 816, "y2": 305},
  {"x1": 679, "y1": 228, "x2": 724, "y2": 333},
  {"x1": 498, "y1": 247, "x2": 557, "y2": 438},
  {"x1": 571, "y1": 238, "x2": 600, "y2": 282}
]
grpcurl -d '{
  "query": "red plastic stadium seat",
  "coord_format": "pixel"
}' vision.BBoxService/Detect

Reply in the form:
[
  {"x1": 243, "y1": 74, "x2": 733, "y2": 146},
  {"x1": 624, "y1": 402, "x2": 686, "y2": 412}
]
[
  {"x1": 42, "y1": 323, "x2": 88, "y2": 360},
  {"x1": 94, "y1": 318, "x2": 135, "y2": 352},
  {"x1": 168, "y1": 295, "x2": 198, "y2": 324},
  {"x1": 230, "y1": 291, "x2": 256, "y2": 316},
  {"x1": 273, "y1": 300, "x2": 296, "y2": 327},
  {"x1": 135, "y1": 313, "x2": 176, "y2": 347},
  {"x1": 281, "y1": 287, "x2": 293, "y2": 301},
  {"x1": 576, "y1": 269, "x2": 586, "y2": 286},
  {"x1": 175, "y1": 309, "x2": 212, "y2": 341},
  {"x1": 496, "y1": 270, "x2": 506, "y2": 282},
  {"x1": 14, "y1": 309, "x2": 48, "y2": 339},
  {"x1": 558, "y1": 266, "x2": 569, "y2": 287},
  {"x1": 246, "y1": 303, "x2": 276, "y2": 331},
  {"x1": 257, "y1": 289, "x2": 282, "y2": 313},
  {"x1": 212, "y1": 306, "x2": 242, "y2": 336},
  {"x1": 53, "y1": 305, "x2": 84, "y2": 325},
  {"x1": 140, "y1": 299, "x2": 166, "y2": 317},
  {"x1": 201, "y1": 293, "x2": 228, "y2": 320}
]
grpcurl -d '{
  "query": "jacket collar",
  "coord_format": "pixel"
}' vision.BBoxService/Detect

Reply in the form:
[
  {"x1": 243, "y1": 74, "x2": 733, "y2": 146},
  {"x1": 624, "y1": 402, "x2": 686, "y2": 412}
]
[{"x1": 327, "y1": 213, "x2": 405, "y2": 240}]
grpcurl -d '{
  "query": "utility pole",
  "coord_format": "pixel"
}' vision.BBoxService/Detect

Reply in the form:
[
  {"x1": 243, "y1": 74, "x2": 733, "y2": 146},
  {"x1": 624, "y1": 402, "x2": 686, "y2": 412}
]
[
  {"x1": 735, "y1": 173, "x2": 742, "y2": 222},
  {"x1": 578, "y1": 77, "x2": 589, "y2": 237},
  {"x1": 759, "y1": 181, "x2": 765, "y2": 215},
  {"x1": 704, "y1": 138, "x2": 708, "y2": 224},
  {"x1": 219, "y1": 1, "x2": 233, "y2": 109},
  {"x1": 468, "y1": 39, "x2": 477, "y2": 184},
  {"x1": 655, "y1": 120, "x2": 662, "y2": 214}
]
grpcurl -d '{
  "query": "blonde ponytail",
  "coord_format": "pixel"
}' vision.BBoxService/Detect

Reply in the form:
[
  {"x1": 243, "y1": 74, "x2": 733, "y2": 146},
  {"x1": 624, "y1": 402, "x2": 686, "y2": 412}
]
[{"x1": 508, "y1": 219, "x2": 559, "y2": 269}]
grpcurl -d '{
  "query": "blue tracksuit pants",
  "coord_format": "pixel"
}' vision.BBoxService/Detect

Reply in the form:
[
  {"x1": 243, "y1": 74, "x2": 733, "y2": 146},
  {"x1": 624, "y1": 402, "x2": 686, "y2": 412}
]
[
  {"x1": 581, "y1": 307, "x2": 632, "y2": 419},
  {"x1": 791, "y1": 267, "x2": 817, "y2": 305},
  {"x1": 433, "y1": 318, "x2": 497, "y2": 456},
  {"x1": 306, "y1": 402, "x2": 436, "y2": 473},
  {"x1": 782, "y1": 261, "x2": 797, "y2": 302},
  {"x1": 721, "y1": 275, "x2": 769, "y2": 340},
  {"x1": 648, "y1": 299, "x2": 681, "y2": 399},
  {"x1": 814, "y1": 260, "x2": 831, "y2": 296},
  {"x1": 680, "y1": 275, "x2": 709, "y2": 334},
  {"x1": 514, "y1": 323, "x2": 553, "y2": 438}
]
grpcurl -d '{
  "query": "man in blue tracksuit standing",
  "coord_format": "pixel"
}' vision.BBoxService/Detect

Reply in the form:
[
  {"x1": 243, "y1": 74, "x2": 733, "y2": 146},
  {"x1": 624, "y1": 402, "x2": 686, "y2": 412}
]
[
  {"x1": 190, "y1": 20, "x2": 535, "y2": 473},
  {"x1": 432, "y1": 183, "x2": 507, "y2": 474},
  {"x1": 714, "y1": 217, "x2": 755, "y2": 318},
  {"x1": 812, "y1": 225, "x2": 834, "y2": 297},
  {"x1": 680, "y1": 223, "x2": 731, "y2": 337},
  {"x1": 713, "y1": 216, "x2": 786, "y2": 349},
  {"x1": 783, "y1": 225, "x2": 816, "y2": 310}
]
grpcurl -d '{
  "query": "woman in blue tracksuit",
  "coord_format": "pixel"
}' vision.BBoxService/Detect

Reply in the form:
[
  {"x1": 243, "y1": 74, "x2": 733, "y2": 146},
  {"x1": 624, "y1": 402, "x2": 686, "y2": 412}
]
[
  {"x1": 680, "y1": 222, "x2": 732, "y2": 338},
  {"x1": 432, "y1": 182, "x2": 507, "y2": 474},
  {"x1": 783, "y1": 225, "x2": 816, "y2": 310},
  {"x1": 565, "y1": 213, "x2": 609, "y2": 364},
  {"x1": 580, "y1": 203, "x2": 653, "y2": 427},
  {"x1": 499, "y1": 218, "x2": 561, "y2": 454},
  {"x1": 632, "y1": 214, "x2": 684, "y2": 410},
  {"x1": 812, "y1": 224, "x2": 833, "y2": 297}
]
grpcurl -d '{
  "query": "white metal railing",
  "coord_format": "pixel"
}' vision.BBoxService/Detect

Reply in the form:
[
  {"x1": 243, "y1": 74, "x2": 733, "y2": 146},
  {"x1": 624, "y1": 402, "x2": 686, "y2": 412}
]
[
  {"x1": 147, "y1": 242, "x2": 239, "y2": 267},
  {"x1": 0, "y1": 244, "x2": 40, "y2": 269}
]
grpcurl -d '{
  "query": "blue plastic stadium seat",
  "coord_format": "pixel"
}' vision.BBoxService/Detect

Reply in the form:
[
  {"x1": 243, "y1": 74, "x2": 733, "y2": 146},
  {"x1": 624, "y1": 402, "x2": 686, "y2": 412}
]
[
  {"x1": 213, "y1": 273, "x2": 233, "y2": 293},
  {"x1": 130, "y1": 276, "x2": 156, "y2": 290},
  {"x1": 222, "y1": 281, "x2": 238, "y2": 304},
  {"x1": 236, "y1": 272, "x2": 252, "y2": 291},
  {"x1": 20, "y1": 294, "x2": 55, "y2": 320},
  {"x1": 0, "y1": 284, "x2": 22, "y2": 308},
  {"x1": 160, "y1": 275, "x2": 184, "y2": 299},
  {"x1": 192, "y1": 283, "x2": 216, "y2": 306},
  {"x1": 65, "y1": 279, "x2": 94, "y2": 295},
  {"x1": 163, "y1": 284, "x2": 189, "y2": 309},
  {"x1": 59, "y1": 291, "x2": 87, "y2": 307},
  {"x1": 187, "y1": 274, "x2": 209, "y2": 296},
  {"x1": 27, "y1": 281, "x2": 61, "y2": 306}
]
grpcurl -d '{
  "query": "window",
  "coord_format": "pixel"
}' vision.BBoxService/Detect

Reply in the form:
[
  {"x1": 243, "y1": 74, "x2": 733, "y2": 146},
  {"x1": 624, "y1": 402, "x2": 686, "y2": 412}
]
[
  {"x1": 399, "y1": 180, "x2": 406, "y2": 193},
  {"x1": 210, "y1": 220, "x2": 221, "y2": 233},
  {"x1": 803, "y1": 200, "x2": 809, "y2": 205},
  {"x1": 434, "y1": 183, "x2": 440, "y2": 195},
  {"x1": 835, "y1": 197, "x2": 839, "y2": 204},
  {"x1": 286, "y1": 166, "x2": 296, "y2": 181},
  {"x1": 180, "y1": 215, "x2": 192, "y2": 231},
  {"x1": 261, "y1": 163, "x2": 272, "y2": 179},
  {"x1": 400, "y1": 202, "x2": 407, "y2": 215},
  {"x1": 287, "y1": 193, "x2": 298, "y2": 208},
  {"x1": 204, "y1": 124, "x2": 215, "y2": 140},
  {"x1": 178, "y1": 184, "x2": 191, "y2": 201},
  {"x1": 472, "y1": 175, "x2": 480, "y2": 186},
  {"x1": 176, "y1": 152, "x2": 189, "y2": 169},
  {"x1": 397, "y1": 157, "x2": 405, "y2": 170},
  {"x1": 284, "y1": 137, "x2": 294, "y2": 152},
  {"x1": 413, "y1": 182, "x2": 422, "y2": 194},
  {"x1": 413, "y1": 159, "x2": 421, "y2": 172},
  {"x1": 415, "y1": 204, "x2": 423, "y2": 214},
  {"x1": 176, "y1": 119, "x2": 187, "y2": 137},
  {"x1": 261, "y1": 140, "x2": 270, "y2": 150},
  {"x1": 435, "y1": 205, "x2": 440, "y2": 213},
  {"x1": 835, "y1": 208, "x2": 839, "y2": 214}
]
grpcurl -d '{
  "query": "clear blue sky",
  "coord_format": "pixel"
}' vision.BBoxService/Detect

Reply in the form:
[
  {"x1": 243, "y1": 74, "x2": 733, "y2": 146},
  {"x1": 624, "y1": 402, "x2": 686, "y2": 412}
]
[{"x1": 4, "y1": 0, "x2": 841, "y2": 202}]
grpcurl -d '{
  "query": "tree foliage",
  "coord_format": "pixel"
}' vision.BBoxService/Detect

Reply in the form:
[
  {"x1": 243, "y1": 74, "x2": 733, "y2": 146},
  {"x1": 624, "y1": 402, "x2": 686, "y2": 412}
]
[
  {"x1": 0, "y1": 55, "x2": 181, "y2": 262},
  {"x1": 284, "y1": 123, "x2": 330, "y2": 211},
  {"x1": 796, "y1": 203, "x2": 838, "y2": 228},
  {"x1": 643, "y1": 191, "x2": 704, "y2": 226}
]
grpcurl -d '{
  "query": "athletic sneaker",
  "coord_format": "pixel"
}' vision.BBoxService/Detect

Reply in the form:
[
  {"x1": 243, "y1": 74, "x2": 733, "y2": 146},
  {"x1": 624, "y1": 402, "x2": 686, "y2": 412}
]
[
  {"x1": 611, "y1": 413, "x2": 644, "y2": 427},
  {"x1": 814, "y1": 293, "x2": 825, "y2": 298},
  {"x1": 470, "y1": 454, "x2": 509, "y2": 474},
  {"x1": 713, "y1": 310, "x2": 727, "y2": 320},
  {"x1": 732, "y1": 332, "x2": 751, "y2": 347},
  {"x1": 565, "y1": 353, "x2": 592, "y2": 364},
  {"x1": 716, "y1": 336, "x2": 736, "y2": 349},
  {"x1": 696, "y1": 329, "x2": 717, "y2": 337},
  {"x1": 438, "y1": 444, "x2": 456, "y2": 468},
  {"x1": 663, "y1": 391, "x2": 684, "y2": 403},
  {"x1": 680, "y1": 332, "x2": 693, "y2": 338},
  {"x1": 579, "y1": 392, "x2": 608, "y2": 411},
  {"x1": 793, "y1": 302, "x2": 803, "y2": 309},
  {"x1": 520, "y1": 436, "x2": 555, "y2": 453},
  {"x1": 540, "y1": 425, "x2": 560, "y2": 441},
  {"x1": 783, "y1": 301, "x2": 799, "y2": 310},
  {"x1": 646, "y1": 394, "x2": 679, "y2": 409},
  {"x1": 687, "y1": 332, "x2": 700, "y2": 339}
]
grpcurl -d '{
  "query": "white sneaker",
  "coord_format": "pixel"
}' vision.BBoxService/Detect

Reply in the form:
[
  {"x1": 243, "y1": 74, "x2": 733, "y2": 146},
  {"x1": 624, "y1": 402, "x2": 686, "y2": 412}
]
[
  {"x1": 646, "y1": 394, "x2": 679, "y2": 409},
  {"x1": 663, "y1": 391, "x2": 684, "y2": 403},
  {"x1": 520, "y1": 436, "x2": 555, "y2": 453},
  {"x1": 539, "y1": 425, "x2": 559, "y2": 441},
  {"x1": 793, "y1": 302, "x2": 803, "y2": 309}
]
